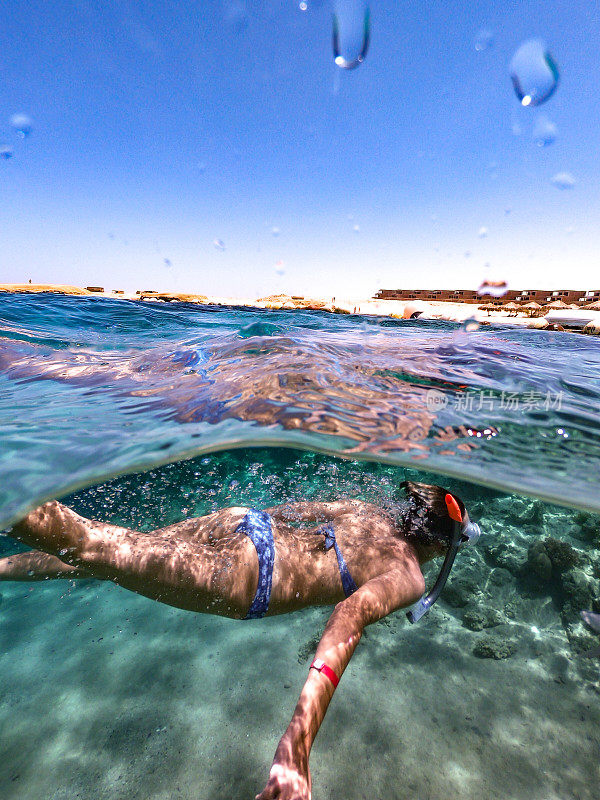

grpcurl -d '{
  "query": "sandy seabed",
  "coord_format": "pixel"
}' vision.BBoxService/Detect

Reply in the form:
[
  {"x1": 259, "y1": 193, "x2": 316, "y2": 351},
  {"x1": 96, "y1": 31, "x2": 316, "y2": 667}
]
[{"x1": 1, "y1": 566, "x2": 599, "y2": 800}]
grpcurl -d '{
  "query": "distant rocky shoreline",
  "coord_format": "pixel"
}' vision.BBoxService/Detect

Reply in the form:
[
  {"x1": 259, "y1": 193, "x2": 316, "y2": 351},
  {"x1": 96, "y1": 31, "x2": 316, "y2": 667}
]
[{"x1": 3, "y1": 283, "x2": 600, "y2": 335}]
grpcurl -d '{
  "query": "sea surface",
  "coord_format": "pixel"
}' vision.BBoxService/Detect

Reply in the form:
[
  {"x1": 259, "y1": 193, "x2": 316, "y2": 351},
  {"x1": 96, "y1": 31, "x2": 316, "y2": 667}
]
[{"x1": 1, "y1": 292, "x2": 600, "y2": 799}]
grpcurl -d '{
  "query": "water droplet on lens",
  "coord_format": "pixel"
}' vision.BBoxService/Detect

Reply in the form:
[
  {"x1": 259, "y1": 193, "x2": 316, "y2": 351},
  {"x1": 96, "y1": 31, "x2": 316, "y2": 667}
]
[
  {"x1": 510, "y1": 39, "x2": 559, "y2": 107},
  {"x1": 9, "y1": 113, "x2": 33, "y2": 137},
  {"x1": 477, "y1": 279, "x2": 509, "y2": 298},
  {"x1": 461, "y1": 317, "x2": 480, "y2": 333},
  {"x1": 551, "y1": 172, "x2": 575, "y2": 190},
  {"x1": 213, "y1": 238, "x2": 226, "y2": 251},
  {"x1": 333, "y1": 0, "x2": 370, "y2": 70},
  {"x1": 224, "y1": 1, "x2": 249, "y2": 33},
  {"x1": 0, "y1": 145, "x2": 14, "y2": 160},
  {"x1": 478, "y1": 226, "x2": 488, "y2": 239},
  {"x1": 533, "y1": 114, "x2": 557, "y2": 147},
  {"x1": 475, "y1": 29, "x2": 494, "y2": 52}
]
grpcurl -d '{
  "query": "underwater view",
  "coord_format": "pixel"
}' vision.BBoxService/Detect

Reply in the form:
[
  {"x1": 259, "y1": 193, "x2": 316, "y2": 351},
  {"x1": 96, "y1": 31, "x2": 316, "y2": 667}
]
[{"x1": 1, "y1": 294, "x2": 600, "y2": 799}]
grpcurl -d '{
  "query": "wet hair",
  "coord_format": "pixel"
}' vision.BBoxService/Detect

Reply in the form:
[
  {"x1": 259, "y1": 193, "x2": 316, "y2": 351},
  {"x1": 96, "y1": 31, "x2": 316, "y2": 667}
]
[{"x1": 398, "y1": 481, "x2": 466, "y2": 549}]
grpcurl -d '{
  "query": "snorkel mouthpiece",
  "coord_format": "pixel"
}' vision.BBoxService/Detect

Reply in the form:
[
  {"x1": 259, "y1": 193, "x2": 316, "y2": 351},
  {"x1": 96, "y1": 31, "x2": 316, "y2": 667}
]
[{"x1": 406, "y1": 493, "x2": 480, "y2": 624}]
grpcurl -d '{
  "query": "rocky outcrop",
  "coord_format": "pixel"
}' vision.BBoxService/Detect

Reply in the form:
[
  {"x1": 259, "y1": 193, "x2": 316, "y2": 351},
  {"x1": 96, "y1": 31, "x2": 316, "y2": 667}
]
[
  {"x1": 473, "y1": 636, "x2": 517, "y2": 659},
  {"x1": 139, "y1": 292, "x2": 209, "y2": 303},
  {"x1": 0, "y1": 283, "x2": 93, "y2": 295}
]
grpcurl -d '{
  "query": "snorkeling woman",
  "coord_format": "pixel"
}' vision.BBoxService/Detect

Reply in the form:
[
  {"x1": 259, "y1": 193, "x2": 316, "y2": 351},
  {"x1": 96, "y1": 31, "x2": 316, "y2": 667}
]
[{"x1": 2, "y1": 481, "x2": 480, "y2": 800}]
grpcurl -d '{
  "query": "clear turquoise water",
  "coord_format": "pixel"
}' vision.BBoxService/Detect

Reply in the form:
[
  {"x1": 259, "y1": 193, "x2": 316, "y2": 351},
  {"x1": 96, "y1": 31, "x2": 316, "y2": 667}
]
[
  {"x1": 1, "y1": 293, "x2": 600, "y2": 799},
  {"x1": 2, "y1": 292, "x2": 600, "y2": 528}
]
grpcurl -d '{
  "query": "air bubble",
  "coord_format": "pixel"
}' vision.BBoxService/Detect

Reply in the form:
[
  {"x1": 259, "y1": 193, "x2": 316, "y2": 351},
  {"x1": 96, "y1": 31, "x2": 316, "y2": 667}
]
[
  {"x1": 9, "y1": 113, "x2": 33, "y2": 138},
  {"x1": 213, "y1": 238, "x2": 226, "y2": 251},
  {"x1": 299, "y1": 1, "x2": 308, "y2": 10},
  {"x1": 551, "y1": 172, "x2": 575, "y2": 190},
  {"x1": 510, "y1": 39, "x2": 559, "y2": 107},
  {"x1": 271, "y1": 226, "x2": 280, "y2": 237},
  {"x1": 533, "y1": 115, "x2": 557, "y2": 147},
  {"x1": 0, "y1": 145, "x2": 13, "y2": 160},
  {"x1": 333, "y1": 1, "x2": 370, "y2": 70},
  {"x1": 478, "y1": 226, "x2": 488, "y2": 239},
  {"x1": 474, "y1": 29, "x2": 494, "y2": 52}
]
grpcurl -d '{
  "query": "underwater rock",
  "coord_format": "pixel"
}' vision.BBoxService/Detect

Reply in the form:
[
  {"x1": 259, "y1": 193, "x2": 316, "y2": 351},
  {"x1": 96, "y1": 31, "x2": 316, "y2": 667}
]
[
  {"x1": 575, "y1": 511, "x2": 591, "y2": 526},
  {"x1": 526, "y1": 538, "x2": 581, "y2": 585},
  {"x1": 489, "y1": 567, "x2": 513, "y2": 586},
  {"x1": 462, "y1": 605, "x2": 503, "y2": 631},
  {"x1": 527, "y1": 541, "x2": 553, "y2": 582},
  {"x1": 561, "y1": 568, "x2": 595, "y2": 621},
  {"x1": 472, "y1": 636, "x2": 517, "y2": 659},
  {"x1": 483, "y1": 540, "x2": 526, "y2": 576},
  {"x1": 495, "y1": 496, "x2": 545, "y2": 527},
  {"x1": 565, "y1": 621, "x2": 598, "y2": 654},
  {"x1": 570, "y1": 513, "x2": 599, "y2": 545},
  {"x1": 544, "y1": 537, "x2": 580, "y2": 572},
  {"x1": 504, "y1": 601, "x2": 518, "y2": 619},
  {"x1": 518, "y1": 499, "x2": 545, "y2": 526},
  {"x1": 442, "y1": 574, "x2": 480, "y2": 608}
]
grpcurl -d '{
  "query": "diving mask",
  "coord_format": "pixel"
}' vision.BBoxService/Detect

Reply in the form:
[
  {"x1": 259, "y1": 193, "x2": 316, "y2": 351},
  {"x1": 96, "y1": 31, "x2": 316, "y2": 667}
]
[{"x1": 406, "y1": 493, "x2": 480, "y2": 624}]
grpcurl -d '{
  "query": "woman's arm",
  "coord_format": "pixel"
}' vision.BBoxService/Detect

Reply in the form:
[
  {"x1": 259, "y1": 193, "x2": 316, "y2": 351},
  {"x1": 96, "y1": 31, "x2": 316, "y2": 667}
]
[{"x1": 256, "y1": 566, "x2": 425, "y2": 800}]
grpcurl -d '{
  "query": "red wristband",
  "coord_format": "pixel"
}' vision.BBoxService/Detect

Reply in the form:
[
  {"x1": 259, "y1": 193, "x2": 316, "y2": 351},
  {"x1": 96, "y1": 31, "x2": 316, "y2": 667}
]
[{"x1": 310, "y1": 658, "x2": 339, "y2": 688}]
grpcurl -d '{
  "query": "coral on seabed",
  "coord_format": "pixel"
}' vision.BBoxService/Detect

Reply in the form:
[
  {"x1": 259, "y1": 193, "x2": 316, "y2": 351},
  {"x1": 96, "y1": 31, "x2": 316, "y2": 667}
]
[
  {"x1": 462, "y1": 605, "x2": 503, "y2": 631},
  {"x1": 473, "y1": 637, "x2": 517, "y2": 659}
]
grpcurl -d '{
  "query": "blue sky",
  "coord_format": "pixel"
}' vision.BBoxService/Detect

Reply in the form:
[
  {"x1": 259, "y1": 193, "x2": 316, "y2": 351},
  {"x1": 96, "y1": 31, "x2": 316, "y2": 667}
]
[{"x1": 1, "y1": 0, "x2": 599, "y2": 297}]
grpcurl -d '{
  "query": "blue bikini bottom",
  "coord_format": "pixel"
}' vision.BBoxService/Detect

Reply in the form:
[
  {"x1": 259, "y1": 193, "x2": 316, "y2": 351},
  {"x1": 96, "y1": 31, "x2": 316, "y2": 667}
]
[{"x1": 238, "y1": 510, "x2": 358, "y2": 620}]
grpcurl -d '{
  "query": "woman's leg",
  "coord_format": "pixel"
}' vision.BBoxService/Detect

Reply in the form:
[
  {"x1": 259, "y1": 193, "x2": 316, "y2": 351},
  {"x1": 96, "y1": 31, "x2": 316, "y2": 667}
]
[
  {"x1": 10, "y1": 501, "x2": 256, "y2": 616},
  {"x1": 0, "y1": 550, "x2": 92, "y2": 581}
]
